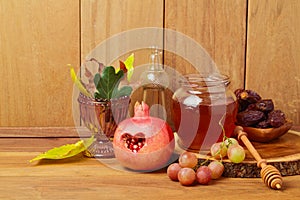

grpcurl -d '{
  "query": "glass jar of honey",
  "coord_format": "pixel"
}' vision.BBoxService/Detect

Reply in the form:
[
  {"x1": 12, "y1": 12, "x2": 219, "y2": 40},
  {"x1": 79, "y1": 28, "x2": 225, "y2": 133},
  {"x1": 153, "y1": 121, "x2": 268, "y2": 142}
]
[{"x1": 172, "y1": 73, "x2": 238, "y2": 152}]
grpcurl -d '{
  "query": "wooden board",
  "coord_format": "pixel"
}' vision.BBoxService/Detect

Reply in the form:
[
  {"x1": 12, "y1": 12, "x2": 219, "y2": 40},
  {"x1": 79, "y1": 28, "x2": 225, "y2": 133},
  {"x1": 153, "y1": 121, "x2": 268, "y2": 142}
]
[
  {"x1": 246, "y1": 0, "x2": 300, "y2": 125},
  {"x1": 80, "y1": 0, "x2": 163, "y2": 62},
  {"x1": 1, "y1": 137, "x2": 300, "y2": 199},
  {"x1": 164, "y1": 0, "x2": 246, "y2": 90},
  {"x1": 80, "y1": 0, "x2": 164, "y2": 121},
  {"x1": 194, "y1": 130, "x2": 300, "y2": 178},
  {"x1": 1, "y1": 0, "x2": 299, "y2": 129},
  {"x1": 163, "y1": 0, "x2": 246, "y2": 128},
  {"x1": 0, "y1": 0, "x2": 79, "y2": 127}
]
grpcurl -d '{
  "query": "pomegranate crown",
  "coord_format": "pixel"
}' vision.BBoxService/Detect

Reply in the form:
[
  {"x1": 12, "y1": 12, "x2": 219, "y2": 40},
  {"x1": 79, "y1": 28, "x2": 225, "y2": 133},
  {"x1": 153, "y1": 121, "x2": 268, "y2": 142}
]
[{"x1": 134, "y1": 101, "x2": 150, "y2": 118}]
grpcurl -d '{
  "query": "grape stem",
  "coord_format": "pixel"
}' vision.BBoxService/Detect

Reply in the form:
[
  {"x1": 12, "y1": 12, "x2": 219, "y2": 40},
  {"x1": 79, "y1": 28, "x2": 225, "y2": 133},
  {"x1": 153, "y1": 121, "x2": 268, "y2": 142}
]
[
  {"x1": 218, "y1": 113, "x2": 226, "y2": 140},
  {"x1": 200, "y1": 158, "x2": 209, "y2": 166}
]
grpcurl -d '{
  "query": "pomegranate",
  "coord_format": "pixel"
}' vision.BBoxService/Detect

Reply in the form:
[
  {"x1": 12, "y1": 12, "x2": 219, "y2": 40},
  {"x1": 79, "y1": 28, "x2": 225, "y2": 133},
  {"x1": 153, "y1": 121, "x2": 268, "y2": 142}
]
[{"x1": 113, "y1": 101, "x2": 175, "y2": 171}]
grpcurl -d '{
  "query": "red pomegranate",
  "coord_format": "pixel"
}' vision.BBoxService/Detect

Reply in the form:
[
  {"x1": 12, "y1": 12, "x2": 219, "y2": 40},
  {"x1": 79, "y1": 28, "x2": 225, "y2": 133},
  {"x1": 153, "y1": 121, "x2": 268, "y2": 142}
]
[{"x1": 113, "y1": 101, "x2": 175, "y2": 171}]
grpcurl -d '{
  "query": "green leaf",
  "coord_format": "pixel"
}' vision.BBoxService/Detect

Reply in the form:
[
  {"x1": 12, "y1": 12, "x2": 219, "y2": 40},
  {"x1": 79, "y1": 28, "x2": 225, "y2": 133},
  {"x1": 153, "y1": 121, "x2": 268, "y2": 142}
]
[
  {"x1": 124, "y1": 53, "x2": 134, "y2": 81},
  {"x1": 94, "y1": 73, "x2": 105, "y2": 99},
  {"x1": 112, "y1": 85, "x2": 133, "y2": 98},
  {"x1": 29, "y1": 136, "x2": 95, "y2": 163},
  {"x1": 94, "y1": 66, "x2": 126, "y2": 99}
]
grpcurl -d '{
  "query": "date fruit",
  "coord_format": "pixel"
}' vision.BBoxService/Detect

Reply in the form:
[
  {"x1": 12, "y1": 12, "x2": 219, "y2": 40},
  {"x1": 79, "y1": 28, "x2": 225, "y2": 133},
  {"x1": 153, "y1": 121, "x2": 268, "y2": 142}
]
[
  {"x1": 236, "y1": 110, "x2": 265, "y2": 127},
  {"x1": 252, "y1": 99, "x2": 274, "y2": 113},
  {"x1": 255, "y1": 120, "x2": 271, "y2": 128},
  {"x1": 235, "y1": 89, "x2": 261, "y2": 112},
  {"x1": 268, "y1": 110, "x2": 286, "y2": 128},
  {"x1": 234, "y1": 89, "x2": 287, "y2": 129}
]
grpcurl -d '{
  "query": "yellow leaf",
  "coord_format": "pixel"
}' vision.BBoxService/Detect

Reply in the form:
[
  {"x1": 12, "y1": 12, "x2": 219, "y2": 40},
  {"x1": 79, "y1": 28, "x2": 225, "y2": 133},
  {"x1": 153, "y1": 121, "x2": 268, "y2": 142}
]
[
  {"x1": 29, "y1": 136, "x2": 95, "y2": 163},
  {"x1": 124, "y1": 53, "x2": 134, "y2": 81},
  {"x1": 69, "y1": 65, "x2": 92, "y2": 97},
  {"x1": 115, "y1": 53, "x2": 134, "y2": 81}
]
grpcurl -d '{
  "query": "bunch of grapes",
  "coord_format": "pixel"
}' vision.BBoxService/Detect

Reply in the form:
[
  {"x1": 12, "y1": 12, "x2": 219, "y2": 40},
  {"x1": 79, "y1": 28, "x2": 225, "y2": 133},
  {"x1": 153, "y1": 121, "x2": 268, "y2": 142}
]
[
  {"x1": 166, "y1": 138, "x2": 246, "y2": 186},
  {"x1": 210, "y1": 137, "x2": 245, "y2": 164},
  {"x1": 167, "y1": 151, "x2": 224, "y2": 186}
]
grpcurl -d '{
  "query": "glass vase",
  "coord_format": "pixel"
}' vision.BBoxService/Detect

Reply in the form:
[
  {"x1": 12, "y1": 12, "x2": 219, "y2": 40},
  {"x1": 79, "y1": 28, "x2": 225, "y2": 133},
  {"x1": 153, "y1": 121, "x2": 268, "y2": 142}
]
[{"x1": 78, "y1": 93, "x2": 130, "y2": 158}]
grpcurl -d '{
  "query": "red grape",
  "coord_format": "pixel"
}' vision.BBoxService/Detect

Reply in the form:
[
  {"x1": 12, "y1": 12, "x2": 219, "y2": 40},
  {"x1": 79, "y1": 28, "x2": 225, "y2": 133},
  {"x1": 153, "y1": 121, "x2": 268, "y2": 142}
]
[
  {"x1": 208, "y1": 161, "x2": 224, "y2": 179},
  {"x1": 178, "y1": 151, "x2": 198, "y2": 168},
  {"x1": 177, "y1": 167, "x2": 196, "y2": 186},
  {"x1": 167, "y1": 163, "x2": 182, "y2": 181},
  {"x1": 196, "y1": 166, "x2": 212, "y2": 185},
  {"x1": 227, "y1": 144, "x2": 245, "y2": 163},
  {"x1": 210, "y1": 142, "x2": 227, "y2": 159}
]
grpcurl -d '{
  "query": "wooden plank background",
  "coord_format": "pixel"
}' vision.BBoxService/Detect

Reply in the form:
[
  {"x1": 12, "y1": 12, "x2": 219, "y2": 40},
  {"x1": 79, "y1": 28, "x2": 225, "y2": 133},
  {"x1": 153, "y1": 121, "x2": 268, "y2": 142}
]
[
  {"x1": 0, "y1": 0, "x2": 299, "y2": 132},
  {"x1": 0, "y1": 0, "x2": 80, "y2": 127},
  {"x1": 246, "y1": 0, "x2": 300, "y2": 125},
  {"x1": 164, "y1": 0, "x2": 246, "y2": 92}
]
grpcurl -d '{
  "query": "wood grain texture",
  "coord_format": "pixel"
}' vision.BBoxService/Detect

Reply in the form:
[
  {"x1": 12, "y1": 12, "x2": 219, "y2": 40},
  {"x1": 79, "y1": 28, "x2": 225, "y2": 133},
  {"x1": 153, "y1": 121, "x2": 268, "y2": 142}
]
[
  {"x1": 80, "y1": 0, "x2": 163, "y2": 60},
  {"x1": 161, "y1": 0, "x2": 247, "y2": 129},
  {"x1": 0, "y1": 136, "x2": 300, "y2": 199},
  {"x1": 175, "y1": 130, "x2": 300, "y2": 178},
  {"x1": 80, "y1": 0, "x2": 164, "y2": 119},
  {"x1": 246, "y1": 0, "x2": 300, "y2": 125},
  {"x1": 164, "y1": 0, "x2": 247, "y2": 91},
  {"x1": 0, "y1": 0, "x2": 80, "y2": 127},
  {"x1": 0, "y1": 127, "x2": 79, "y2": 138},
  {"x1": 199, "y1": 130, "x2": 300, "y2": 163},
  {"x1": 1, "y1": 0, "x2": 299, "y2": 130}
]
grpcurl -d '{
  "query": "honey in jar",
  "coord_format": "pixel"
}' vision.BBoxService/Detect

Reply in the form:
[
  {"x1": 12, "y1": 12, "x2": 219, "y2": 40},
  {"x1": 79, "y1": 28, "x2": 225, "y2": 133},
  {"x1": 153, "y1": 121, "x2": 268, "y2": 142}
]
[{"x1": 172, "y1": 74, "x2": 238, "y2": 151}]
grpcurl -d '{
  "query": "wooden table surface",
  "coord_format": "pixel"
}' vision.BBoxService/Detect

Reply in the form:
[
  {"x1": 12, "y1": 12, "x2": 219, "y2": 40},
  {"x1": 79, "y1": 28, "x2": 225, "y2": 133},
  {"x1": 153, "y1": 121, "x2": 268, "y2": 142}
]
[{"x1": 0, "y1": 127, "x2": 300, "y2": 200}]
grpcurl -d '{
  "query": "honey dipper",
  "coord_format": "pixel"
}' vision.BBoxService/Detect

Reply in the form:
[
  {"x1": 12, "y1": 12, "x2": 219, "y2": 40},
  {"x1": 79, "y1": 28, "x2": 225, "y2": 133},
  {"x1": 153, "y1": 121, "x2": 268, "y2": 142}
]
[{"x1": 234, "y1": 126, "x2": 283, "y2": 190}]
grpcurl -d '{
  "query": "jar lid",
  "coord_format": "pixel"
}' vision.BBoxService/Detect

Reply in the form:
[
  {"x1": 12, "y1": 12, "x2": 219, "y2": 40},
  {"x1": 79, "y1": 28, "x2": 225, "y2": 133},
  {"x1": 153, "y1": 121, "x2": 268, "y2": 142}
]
[
  {"x1": 183, "y1": 73, "x2": 230, "y2": 87},
  {"x1": 173, "y1": 73, "x2": 230, "y2": 101}
]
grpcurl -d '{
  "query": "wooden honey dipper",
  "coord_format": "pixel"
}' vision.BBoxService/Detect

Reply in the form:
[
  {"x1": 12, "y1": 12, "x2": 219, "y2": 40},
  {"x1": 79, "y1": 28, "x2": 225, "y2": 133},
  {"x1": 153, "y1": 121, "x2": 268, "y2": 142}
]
[{"x1": 234, "y1": 126, "x2": 283, "y2": 190}]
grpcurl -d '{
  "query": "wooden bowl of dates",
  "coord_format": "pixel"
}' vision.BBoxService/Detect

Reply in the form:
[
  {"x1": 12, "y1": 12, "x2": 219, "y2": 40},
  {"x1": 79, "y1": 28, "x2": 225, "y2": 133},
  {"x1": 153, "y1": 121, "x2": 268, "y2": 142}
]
[{"x1": 242, "y1": 119, "x2": 293, "y2": 143}]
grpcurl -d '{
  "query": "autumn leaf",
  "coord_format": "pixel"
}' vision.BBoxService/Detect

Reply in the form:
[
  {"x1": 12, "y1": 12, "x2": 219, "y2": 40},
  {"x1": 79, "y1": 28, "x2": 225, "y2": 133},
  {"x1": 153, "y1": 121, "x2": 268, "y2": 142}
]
[
  {"x1": 29, "y1": 136, "x2": 95, "y2": 163},
  {"x1": 115, "y1": 53, "x2": 134, "y2": 81},
  {"x1": 124, "y1": 53, "x2": 134, "y2": 81},
  {"x1": 119, "y1": 60, "x2": 127, "y2": 73},
  {"x1": 69, "y1": 65, "x2": 92, "y2": 97}
]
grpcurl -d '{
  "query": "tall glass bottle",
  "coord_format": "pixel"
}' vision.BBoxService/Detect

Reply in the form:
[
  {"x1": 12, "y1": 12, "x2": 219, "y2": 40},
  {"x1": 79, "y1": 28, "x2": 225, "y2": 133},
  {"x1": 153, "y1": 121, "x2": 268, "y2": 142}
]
[{"x1": 140, "y1": 47, "x2": 169, "y2": 119}]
